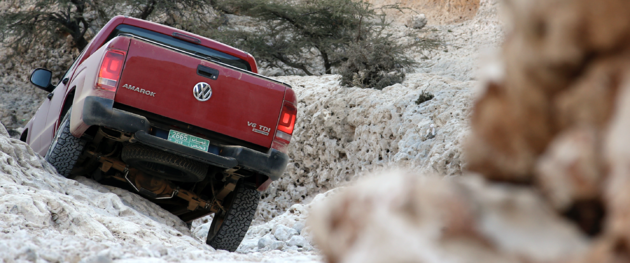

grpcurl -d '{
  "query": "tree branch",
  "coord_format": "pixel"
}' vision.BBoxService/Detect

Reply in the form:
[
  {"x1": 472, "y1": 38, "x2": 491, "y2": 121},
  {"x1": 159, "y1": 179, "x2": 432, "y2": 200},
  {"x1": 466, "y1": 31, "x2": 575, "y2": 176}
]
[
  {"x1": 274, "y1": 54, "x2": 313, "y2": 76},
  {"x1": 139, "y1": 0, "x2": 157, "y2": 20}
]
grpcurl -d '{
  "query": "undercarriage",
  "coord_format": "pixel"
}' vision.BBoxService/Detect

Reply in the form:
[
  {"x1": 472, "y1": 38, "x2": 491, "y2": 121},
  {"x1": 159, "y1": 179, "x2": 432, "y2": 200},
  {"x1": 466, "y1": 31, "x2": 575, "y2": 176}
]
[{"x1": 71, "y1": 126, "x2": 262, "y2": 223}]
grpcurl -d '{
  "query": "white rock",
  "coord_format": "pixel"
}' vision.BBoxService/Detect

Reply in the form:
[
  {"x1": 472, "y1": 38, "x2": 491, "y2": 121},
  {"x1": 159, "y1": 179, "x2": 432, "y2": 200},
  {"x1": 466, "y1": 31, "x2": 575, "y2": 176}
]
[
  {"x1": 258, "y1": 234, "x2": 286, "y2": 252},
  {"x1": 293, "y1": 221, "x2": 306, "y2": 234},
  {"x1": 0, "y1": 121, "x2": 322, "y2": 262},
  {"x1": 193, "y1": 221, "x2": 211, "y2": 241},
  {"x1": 273, "y1": 240, "x2": 287, "y2": 251},
  {"x1": 309, "y1": 170, "x2": 588, "y2": 263},
  {"x1": 237, "y1": 239, "x2": 258, "y2": 253},
  {"x1": 258, "y1": 234, "x2": 277, "y2": 251},
  {"x1": 287, "y1": 235, "x2": 308, "y2": 248},
  {"x1": 0, "y1": 122, "x2": 8, "y2": 137},
  {"x1": 274, "y1": 225, "x2": 299, "y2": 242},
  {"x1": 407, "y1": 14, "x2": 428, "y2": 29}
]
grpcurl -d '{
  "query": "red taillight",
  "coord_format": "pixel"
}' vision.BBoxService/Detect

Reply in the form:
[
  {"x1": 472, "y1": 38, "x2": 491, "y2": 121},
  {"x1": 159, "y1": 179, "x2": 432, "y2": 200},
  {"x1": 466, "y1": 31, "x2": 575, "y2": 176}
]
[
  {"x1": 272, "y1": 101, "x2": 297, "y2": 153},
  {"x1": 277, "y1": 101, "x2": 297, "y2": 135},
  {"x1": 96, "y1": 50, "x2": 126, "y2": 92}
]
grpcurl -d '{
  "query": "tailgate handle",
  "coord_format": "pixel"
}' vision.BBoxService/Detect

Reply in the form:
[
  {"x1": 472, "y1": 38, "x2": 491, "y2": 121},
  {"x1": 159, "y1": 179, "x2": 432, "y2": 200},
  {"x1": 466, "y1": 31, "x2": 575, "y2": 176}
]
[{"x1": 197, "y1": 65, "x2": 220, "y2": 80}]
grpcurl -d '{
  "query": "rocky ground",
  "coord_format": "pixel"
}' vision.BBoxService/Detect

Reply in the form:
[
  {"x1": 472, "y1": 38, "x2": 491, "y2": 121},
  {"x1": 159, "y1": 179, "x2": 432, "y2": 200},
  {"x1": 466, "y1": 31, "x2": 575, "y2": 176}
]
[
  {"x1": 0, "y1": 122, "x2": 323, "y2": 262},
  {"x1": 251, "y1": 0, "x2": 501, "y2": 223},
  {"x1": 308, "y1": 0, "x2": 630, "y2": 262},
  {"x1": 0, "y1": 0, "x2": 499, "y2": 262}
]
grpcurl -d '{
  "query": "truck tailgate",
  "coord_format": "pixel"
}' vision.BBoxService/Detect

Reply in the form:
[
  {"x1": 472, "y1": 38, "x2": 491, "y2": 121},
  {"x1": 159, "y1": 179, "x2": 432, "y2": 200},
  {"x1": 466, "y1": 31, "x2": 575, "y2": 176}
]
[{"x1": 115, "y1": 39, "x2": 286, "y2": 148}]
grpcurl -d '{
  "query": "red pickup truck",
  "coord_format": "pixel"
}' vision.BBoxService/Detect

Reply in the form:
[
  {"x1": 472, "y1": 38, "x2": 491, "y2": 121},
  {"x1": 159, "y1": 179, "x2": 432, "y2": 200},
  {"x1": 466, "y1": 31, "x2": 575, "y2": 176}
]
[{"x1": 21, "y1": 16, "x2": 297, "y2": 251}]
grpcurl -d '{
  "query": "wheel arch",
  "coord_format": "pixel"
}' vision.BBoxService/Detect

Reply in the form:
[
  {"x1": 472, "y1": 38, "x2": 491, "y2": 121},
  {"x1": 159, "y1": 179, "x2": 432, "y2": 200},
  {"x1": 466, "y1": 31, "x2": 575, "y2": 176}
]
[
  {"x1": 19, "y1": 128, "x2": 28, "y2": 142},
  {"x1": 59, "y1": 88, "x2": 76, "y2": 123},
  {"x1": 20, "y1": 118, "x2": 35, "y2": 144}
]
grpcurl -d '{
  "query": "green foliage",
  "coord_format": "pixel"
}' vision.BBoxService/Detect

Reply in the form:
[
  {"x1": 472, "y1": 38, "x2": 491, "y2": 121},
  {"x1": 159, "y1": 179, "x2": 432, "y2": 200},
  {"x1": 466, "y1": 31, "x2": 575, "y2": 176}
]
[
  {"x1": 339, "y1": 34, "x2": 415, "y2": 90},
  {"x1": 124, "y1": 0, "x2": 214, "y2": 32},
  {"x1": 0, "y1": 0, "x2": 213, "y2": 59},
  {"x1": 207, "y1": 0, "x2": 438, "y2": 89},
  {"x1": 208, "y1": 0, "x2": 374, "y2": 75},
  {"x1": 337, "y1": 9, "x2": 423, "y2": 90},
  {"x1": 415, "y1": 91, "x2": 434, "y2": 105},
  {"x1": 0, "y1": 0, "x2": 95, "y2": 54}
]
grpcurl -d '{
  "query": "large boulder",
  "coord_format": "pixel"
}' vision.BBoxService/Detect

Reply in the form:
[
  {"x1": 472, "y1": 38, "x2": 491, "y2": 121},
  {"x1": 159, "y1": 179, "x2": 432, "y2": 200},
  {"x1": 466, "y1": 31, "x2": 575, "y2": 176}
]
[
  {"x1": 309, "y1": 0, "x2": 630, "y2": 262},
  {"x1": 309, "y1": 170, "x2": 588, "y2": 263}
]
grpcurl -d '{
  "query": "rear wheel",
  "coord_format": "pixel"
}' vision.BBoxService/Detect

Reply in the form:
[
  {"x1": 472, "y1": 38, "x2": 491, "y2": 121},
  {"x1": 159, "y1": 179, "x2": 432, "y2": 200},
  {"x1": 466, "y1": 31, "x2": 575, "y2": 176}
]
[
  {"x1": 45, "y1": 109, "x2": 86, "y2": 177},
  {"x1": 206, "y1": 183, "x2": 260, "y2": 252}
]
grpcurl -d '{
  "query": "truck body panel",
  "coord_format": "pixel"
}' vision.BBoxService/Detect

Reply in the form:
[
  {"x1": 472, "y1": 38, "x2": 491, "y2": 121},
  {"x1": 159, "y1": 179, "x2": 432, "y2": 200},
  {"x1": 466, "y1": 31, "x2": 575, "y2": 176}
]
[
  {"x1": 70, "y1": 37, "x2": 130, "y2": 137},
  {"x1": 114, "y1": 39, "x2": 285, "y2": 148}
]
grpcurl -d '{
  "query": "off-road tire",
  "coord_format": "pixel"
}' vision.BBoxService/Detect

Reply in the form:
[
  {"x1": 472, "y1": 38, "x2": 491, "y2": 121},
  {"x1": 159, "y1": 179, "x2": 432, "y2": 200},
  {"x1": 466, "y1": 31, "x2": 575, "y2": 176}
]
[
  {"x1": 121, "y1": 143, "x2": 209, "y2": 182},
  {"x1": 45, "y1": 109, "x2": 86, "y2": 177},
  {"x1": 207, "y1": 183, "x2": 260, "y2": 252}
]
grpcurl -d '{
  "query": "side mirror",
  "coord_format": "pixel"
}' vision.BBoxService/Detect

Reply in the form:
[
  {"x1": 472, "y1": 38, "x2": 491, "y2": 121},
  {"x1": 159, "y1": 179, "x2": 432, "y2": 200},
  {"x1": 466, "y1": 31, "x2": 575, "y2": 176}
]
[{"x1": 30, "y1": 68, "x2": 55, "y2": 92}]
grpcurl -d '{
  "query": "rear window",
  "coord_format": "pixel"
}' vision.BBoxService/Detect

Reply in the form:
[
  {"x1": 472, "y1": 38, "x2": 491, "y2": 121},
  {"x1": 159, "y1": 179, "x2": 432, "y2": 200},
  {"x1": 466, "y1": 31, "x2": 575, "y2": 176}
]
[{"x1": 107, "y1": 25, "x2": 251, "y2": 71}]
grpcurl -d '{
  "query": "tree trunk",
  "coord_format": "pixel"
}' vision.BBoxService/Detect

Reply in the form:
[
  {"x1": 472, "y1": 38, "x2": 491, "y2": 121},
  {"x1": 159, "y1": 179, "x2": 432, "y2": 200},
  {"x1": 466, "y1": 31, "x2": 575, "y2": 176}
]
[
  {"x1": 139, "y1": 0, "x2": 157, "y2": 20},
  {"x1": 70, "y1": 0, "x2": 88, "y2": 51},
  {"x1": 321, "y1": 49, "x2": 332, "y2": 74},
  {"x1": 75, "y1": 37, "x2": 88, "y2": 51}
]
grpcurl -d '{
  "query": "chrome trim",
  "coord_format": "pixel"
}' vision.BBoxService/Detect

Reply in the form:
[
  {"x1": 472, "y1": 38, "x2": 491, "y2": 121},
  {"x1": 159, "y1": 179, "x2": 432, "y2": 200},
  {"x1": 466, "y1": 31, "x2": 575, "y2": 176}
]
[{"x1": 193, "y1": 82, "x2": 213, "y2": 101}]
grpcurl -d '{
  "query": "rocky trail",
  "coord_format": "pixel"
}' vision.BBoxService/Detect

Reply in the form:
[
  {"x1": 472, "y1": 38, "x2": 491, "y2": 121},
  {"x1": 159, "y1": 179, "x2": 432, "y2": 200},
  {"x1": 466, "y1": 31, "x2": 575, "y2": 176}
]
[{"x1": 0, "y1": 122, "x2": 322, "y2": 262}]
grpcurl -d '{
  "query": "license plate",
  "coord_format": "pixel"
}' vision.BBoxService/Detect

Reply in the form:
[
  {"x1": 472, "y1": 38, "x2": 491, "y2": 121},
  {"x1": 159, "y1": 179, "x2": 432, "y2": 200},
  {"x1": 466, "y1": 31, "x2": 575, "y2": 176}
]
[{"x1": 167, "y1": 130, "x2": 210, "y2": 152}]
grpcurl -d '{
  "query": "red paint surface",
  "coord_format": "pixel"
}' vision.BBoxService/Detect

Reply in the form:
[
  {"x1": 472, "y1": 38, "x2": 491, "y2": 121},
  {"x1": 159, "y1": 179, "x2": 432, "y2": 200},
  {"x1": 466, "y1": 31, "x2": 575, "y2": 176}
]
[
  {"x1": 27, "y1": 15, "x2": 289, "y2": 155},
  {"x1": 283, "y1": 88, "x2": 297, "y2": 105},
  {"x1": 116, "y1": 39, "x2": 285, "y2": 147}
]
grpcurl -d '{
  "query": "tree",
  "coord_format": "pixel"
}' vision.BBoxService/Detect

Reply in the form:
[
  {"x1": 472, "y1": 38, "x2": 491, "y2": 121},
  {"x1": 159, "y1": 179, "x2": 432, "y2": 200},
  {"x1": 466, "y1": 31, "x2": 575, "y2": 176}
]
[
  {"x1": 0, "y1": 0, "x2": 213, "y2": 57},
  {"x1": 206, "y1": 0, "x2": 436, "y2": 89},
  {"x1": 0, "y1": 0, "x2": 97, "y2": 54},
  {"x1": 123, "y1": 0, "x2": 215, "y2": 32},
  {"x1": 207, "y1": 0, "x2": 376, "y2": 75},
  {"x1": 339, "y1": 34, "x2": 416, "y2": 90}
]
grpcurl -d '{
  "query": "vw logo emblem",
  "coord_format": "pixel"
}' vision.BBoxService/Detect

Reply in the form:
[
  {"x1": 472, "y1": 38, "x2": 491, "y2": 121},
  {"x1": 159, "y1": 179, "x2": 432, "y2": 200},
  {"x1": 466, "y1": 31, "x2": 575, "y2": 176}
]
[{"x1": 193, "y1": 82, "x2": 212, "y2": 101}]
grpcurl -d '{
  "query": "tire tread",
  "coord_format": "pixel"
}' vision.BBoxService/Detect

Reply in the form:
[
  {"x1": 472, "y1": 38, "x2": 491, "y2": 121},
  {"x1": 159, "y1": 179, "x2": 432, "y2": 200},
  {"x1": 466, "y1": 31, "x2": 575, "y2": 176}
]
[
  {"x1": 207, "y1": 184, "x2": 260, "y2": 252},
  {"x1": 45, "y1": 110, "x2": 86, "y2": 177}
]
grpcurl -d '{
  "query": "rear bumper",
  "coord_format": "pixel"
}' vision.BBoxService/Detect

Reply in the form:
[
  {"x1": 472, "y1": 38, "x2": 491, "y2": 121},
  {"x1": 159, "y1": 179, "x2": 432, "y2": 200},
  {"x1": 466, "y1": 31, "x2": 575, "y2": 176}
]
[
  {"x1": 83, "y1": 96, "x2": 151, "y2": 133},
  {"x1": 82, "y1": 96, "x2": 289, "y2": 180}
]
